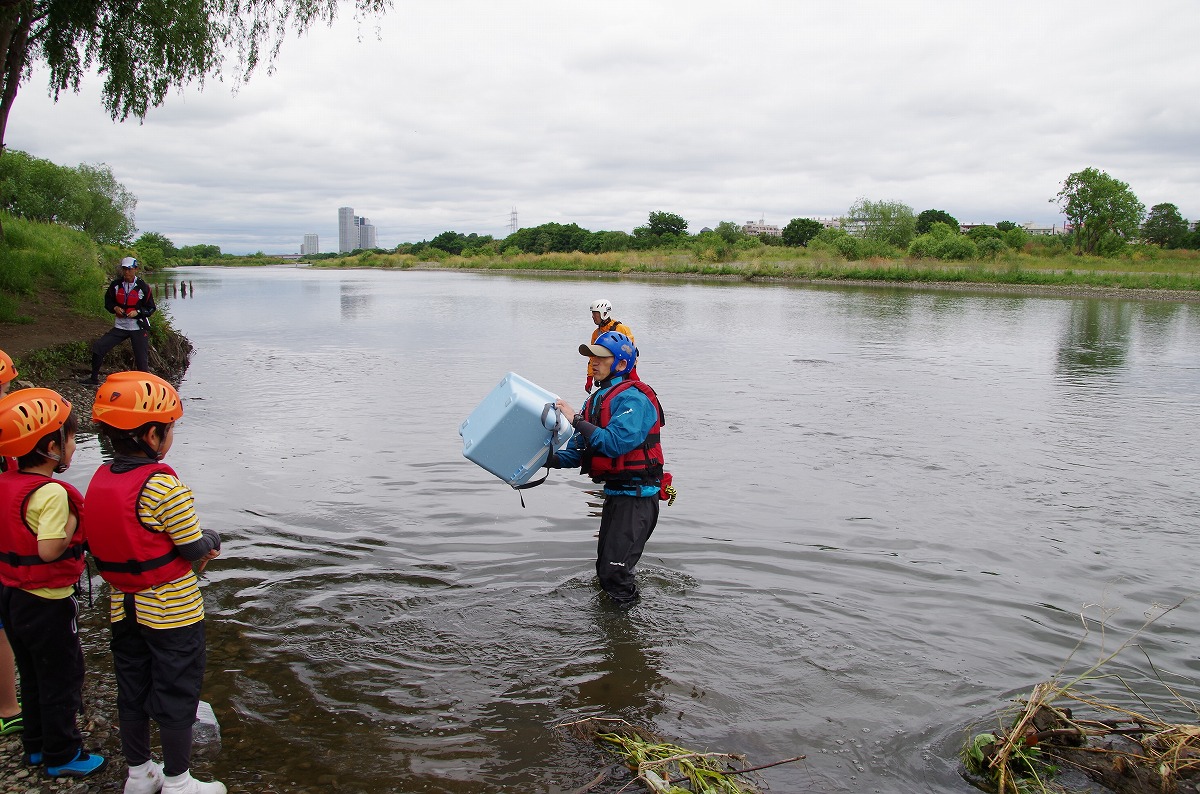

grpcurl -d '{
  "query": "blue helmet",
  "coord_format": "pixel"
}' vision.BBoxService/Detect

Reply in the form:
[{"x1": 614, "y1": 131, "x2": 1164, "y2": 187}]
[{"x1": 587, "y1": 331, "x2": 637, "y2": 374}]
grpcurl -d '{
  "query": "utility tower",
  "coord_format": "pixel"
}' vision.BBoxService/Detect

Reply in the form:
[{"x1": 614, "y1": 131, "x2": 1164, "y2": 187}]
[{"x1": 509, "y1": 208, "x2": 518, "y2": 236}]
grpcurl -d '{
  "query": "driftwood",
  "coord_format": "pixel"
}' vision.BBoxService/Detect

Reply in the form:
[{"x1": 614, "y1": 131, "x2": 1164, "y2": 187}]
[{"x1": 966, "y1": 695, "x2": 1200, "y2": 794}]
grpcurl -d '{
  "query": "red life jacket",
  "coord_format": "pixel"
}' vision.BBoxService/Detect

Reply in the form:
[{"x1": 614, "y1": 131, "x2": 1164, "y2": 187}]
[
  {"x1": 114, "y1": 280, "x2": 144, "y2": 313},
  {"x1": 581, "y1": 379, "x2": 666, "y2": 485},
  {"x1": 0, "y1": 470, "x2": 86, "y2": 589},
  {"x1": 85, "y1": 462, "x2": 193, "y2": 593}
]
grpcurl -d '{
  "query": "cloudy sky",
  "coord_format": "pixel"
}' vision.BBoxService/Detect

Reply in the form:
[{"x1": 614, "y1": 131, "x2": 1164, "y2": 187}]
[{"x1": 13, "y1": 0, "x2": 1200, "y2": 254}]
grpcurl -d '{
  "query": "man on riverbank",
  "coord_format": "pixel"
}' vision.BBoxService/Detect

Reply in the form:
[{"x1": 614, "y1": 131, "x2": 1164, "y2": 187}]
[
  {"x1": 83, "y1": 258, "x2": 156, "y2": 385},
  {"x1": 553, "y1": 331, "x2": 666, "y2": 605}
]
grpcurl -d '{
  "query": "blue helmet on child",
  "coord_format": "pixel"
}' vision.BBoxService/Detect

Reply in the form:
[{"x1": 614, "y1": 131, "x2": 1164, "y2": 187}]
[{"x1": 579, "y1": 331, "x2": 637, "y2": 374}]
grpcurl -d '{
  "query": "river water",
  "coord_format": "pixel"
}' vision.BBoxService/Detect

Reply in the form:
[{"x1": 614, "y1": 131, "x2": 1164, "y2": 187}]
[{"x1": 62, "y1": 267, "x2": 1200, "y2": 793}]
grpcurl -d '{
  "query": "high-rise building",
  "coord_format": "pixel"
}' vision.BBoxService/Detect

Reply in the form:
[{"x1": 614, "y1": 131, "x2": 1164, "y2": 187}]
[
  {"x1": 338, "y1": 207, "x2": 356, "y2": 253},
  {"x1": 357, "y1": 218, "x2": 376, "y2": 250},
  {"x1": 301, "y1": 234, "x2": 319, "y2": 255},
  {"x1": 338, "y1": 206, "x2": 378, "y2": 252}
]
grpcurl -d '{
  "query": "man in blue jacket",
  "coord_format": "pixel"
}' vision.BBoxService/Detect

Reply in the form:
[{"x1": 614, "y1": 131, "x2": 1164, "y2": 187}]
[{"x1": 553, "y1": 331, "x2": 666, "y2": 605}]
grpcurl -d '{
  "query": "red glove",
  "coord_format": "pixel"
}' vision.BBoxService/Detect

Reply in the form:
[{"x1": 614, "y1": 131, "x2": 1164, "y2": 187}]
[{"x1": 585, "y1": 376, "x2": 594, "y2": 392}]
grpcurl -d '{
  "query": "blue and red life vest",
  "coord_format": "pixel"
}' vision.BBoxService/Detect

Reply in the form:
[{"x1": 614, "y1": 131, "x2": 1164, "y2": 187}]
[
  {"x1": 581, "y1": 380, "x2": 665, "y2": 485},
  {"x1": 85, "y1": 462, "x2": 193, "y2": 593},
  {"x1": 0, "y1": 470, "x2": 86, "y2": 589}
]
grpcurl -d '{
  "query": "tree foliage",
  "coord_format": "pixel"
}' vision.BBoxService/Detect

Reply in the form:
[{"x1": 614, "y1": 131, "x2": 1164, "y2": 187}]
[
  {"x1": 503, "y1": 222, "x2": 590, "y2": 254},
  {"x1": 1054, "y1": 167, "x2": 1145, "y2": 255},
  {"x1": 645, "y1": 211, "x2": 688, "y2": 237},
  {"x1": 843, "y1": 198, "x2": 916, "y2": 248},
  {"x1": 177, "y1": 243, "x2": 222, "y2": 259},
  {"x1": 0, "y1": 148, "x2": 135, "y2": 244},
  {"x1": 713, "y1": 221, "x2": 744, "y2": 244},
  {"x1": 915, "y1": 209, "x2": 959, "y2": 235},
  {"x1": 133, "y1": 231, "x2": 176, "y2": 268},
  {"x1": 966, "y1": 224, "x2": 1003, "y2": 242},
  {"x1": 1141, "y1": 203, "x2": 1189, "y2": 248},
  {"x1": 781, "y1": 217, "x2": 823, "y2": 247},
  {"x1": 0, "y1": 1, "x2": 391, "y2": 151}
]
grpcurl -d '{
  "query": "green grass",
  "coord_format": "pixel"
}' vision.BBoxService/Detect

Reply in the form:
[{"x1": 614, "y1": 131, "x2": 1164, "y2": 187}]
[
  {"x1": 209, "y1": 238, "x2": 1200, "y2": 293},
  {"x1": 0, "y1": 213, "x2": 111, "y2": 322},
  {"x1": 12, "y1": 341, "x2": 92, "y2": 382}
]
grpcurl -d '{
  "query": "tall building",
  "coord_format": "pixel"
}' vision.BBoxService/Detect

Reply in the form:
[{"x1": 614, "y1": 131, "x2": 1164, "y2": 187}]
[
  {"x1": 338, "y1": 206, "x2": 378, "y2": 252},
  {"x1": 301, "y1": 234, "x2": 319, "y2": 255},
  {"x1": 338, "y1": 207, "x2": 356, "y2": 253},
  {"x1": 357, "y1": 217, "x2": 377, "y2": 250}
]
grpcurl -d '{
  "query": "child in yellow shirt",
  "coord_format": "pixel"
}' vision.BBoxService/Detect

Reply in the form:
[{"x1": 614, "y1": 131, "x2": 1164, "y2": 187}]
[
  {"x1": 86, "y1": 372, "x2": 224, "y2": 794},
  {"x1": 0, "y1": 388, "x2": 104, "y2": 778}
]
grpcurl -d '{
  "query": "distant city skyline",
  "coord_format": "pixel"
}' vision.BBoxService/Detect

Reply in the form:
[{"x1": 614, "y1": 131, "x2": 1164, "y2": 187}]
[{"x1": 338, "y1": 207, "x2": 377, "y2": 253}]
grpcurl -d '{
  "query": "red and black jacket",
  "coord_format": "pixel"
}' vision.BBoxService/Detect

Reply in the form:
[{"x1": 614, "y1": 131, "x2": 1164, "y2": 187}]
[
  {"x1": 0, "y1": 470, "x2": 86, "y2": 589},
  {"x1": 105, "y1": 277, "x2": 157, "y2": 330},
  {"x1": 580, "y1": 380, "x2": 665, "y2": 485},
  {"x1": 85, "y1": 461, "x2": 193, "y2": 593}
]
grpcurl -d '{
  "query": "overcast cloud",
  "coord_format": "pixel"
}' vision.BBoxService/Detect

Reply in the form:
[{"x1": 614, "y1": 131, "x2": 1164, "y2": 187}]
[{"x1": 11, "y1": 0, "x2": 1200, "y2": 254}]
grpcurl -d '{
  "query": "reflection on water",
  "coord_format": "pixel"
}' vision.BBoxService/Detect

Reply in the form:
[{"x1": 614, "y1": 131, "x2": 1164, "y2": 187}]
[
  {"x1": 72, "y1": 268, "x2": 1200, "y2": 793},
  {"x1": 1056, "y1": 300, "x2": 1132, "y2": 375},
  {"x1": 340, "y1": 281, "x2": 374, "y2": 320}
]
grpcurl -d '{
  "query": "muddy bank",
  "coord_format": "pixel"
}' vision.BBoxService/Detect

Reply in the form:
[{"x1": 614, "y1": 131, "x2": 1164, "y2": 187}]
[{"x1": 10, "y1": 325, "x2": 193, "y2": 433}]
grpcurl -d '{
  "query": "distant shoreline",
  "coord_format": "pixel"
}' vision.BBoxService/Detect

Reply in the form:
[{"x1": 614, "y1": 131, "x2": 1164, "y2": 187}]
[{"x1": 303, "y1": 262, "x2": 1200, "y2": 303}]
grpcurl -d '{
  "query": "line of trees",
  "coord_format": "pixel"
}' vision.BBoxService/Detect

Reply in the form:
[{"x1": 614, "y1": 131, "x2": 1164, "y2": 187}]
[
  {"x1": 395, "y1": 168, "x2": 1196, "y2": 264},
  {"x1": 0, "y1": 149, "x2": 136, "y2": 245}
]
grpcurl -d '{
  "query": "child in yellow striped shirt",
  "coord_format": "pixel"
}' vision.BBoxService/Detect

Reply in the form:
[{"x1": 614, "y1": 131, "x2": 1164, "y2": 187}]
[{"x1": 85, "y1": 373, "x2": 225, "y2": 794}]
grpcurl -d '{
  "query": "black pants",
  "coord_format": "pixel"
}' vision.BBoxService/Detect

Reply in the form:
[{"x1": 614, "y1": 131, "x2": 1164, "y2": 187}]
[
  {"x1": 596, "y1": 495, "x2": 659, "y2": 603},
  {"x1": 0, "y1": 587, "x2": 84, "y2": 767},
  {"x1": 111, "y1": 610, "x2": 206, "y2": 776},
  {"x1": 91, "y1": 326, "x2": 150, "y2": 377}
]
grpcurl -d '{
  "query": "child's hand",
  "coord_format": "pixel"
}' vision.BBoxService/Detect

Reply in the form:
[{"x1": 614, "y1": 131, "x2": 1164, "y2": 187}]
[
  {"x1": 115, "y1": 307, "x2": 127, "y2": 317},
  {"x1": 196, "y1": 547, "x2": 221, "y2": 574}
]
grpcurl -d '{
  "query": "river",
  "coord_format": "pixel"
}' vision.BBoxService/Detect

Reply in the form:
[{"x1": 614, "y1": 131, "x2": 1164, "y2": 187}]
[{"x1": 61, "y1": 267, "x2": 1200, "y2": 793}]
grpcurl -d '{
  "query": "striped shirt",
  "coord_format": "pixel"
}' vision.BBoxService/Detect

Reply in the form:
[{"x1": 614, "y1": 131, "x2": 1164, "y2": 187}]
[{"x1": 108, "y1": 472, "x2": 207, "y2": 628}]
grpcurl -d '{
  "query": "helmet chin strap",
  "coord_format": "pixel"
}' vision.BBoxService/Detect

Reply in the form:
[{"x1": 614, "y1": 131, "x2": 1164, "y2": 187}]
[
  {"x1": 44, "y1": 429, "x2": 70, "y2": 473},
  {"x1": 134, "y1": 434, "x2": 163, "y2": 461}
]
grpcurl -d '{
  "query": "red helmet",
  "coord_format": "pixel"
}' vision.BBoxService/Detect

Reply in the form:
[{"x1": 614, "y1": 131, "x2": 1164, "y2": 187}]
[
  {"x1": 0, "y1": 388, "x2": 71, "y2": 457},
  {"x1": 92, "y1": 372, "x2": 183, "y2": 430},
  {"x1": 0, "y1": 349, "x2": 16, "y2": 385}
]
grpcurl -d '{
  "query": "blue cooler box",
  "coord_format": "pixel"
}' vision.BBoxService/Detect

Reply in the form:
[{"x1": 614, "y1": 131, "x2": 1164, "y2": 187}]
[{"x1": 460, "y1": 372, "x2": 575, "y2": 486}]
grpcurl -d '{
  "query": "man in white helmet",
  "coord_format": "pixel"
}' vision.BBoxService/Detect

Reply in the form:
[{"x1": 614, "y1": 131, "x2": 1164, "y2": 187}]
[{"x1": 586, "y1": 299, "x2": 636, "y2": 392}]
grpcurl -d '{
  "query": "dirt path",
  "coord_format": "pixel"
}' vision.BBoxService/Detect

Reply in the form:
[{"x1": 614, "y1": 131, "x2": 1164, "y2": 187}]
[{"x1": 0, "y1": 290, "x2": 111, "y2": 359}]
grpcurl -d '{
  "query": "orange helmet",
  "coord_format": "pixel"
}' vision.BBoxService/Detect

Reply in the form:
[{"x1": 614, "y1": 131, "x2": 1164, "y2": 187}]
[
  {"x1": 92, "y1": 372, "x2": 183, "y2": 430},
  {"x1": 0, "y1": 349, "x2": 16, "y2": 385},
  {"x1": 0, "y1": 388, "x2": 71, "y2": 457}
]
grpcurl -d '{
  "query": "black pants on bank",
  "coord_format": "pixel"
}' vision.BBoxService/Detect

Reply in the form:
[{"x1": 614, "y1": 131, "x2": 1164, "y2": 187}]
[
  {"x1": 91, "y1": 326, "x2": 150, "y2": 378},
  {"x1": 596, "y1": 495, "x2": 659, "y2": 603},
  {"x1": 0, "y1": 587, "x2": 84, "y2": 767},
  {"x1": 111, "y1": 607, "x2": 207, "y2": 777}
]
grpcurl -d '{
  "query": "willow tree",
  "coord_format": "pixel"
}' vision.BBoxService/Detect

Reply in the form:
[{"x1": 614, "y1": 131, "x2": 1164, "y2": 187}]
[{"x1": 0, "y1": 0, "x2": 390, "y2": 235}]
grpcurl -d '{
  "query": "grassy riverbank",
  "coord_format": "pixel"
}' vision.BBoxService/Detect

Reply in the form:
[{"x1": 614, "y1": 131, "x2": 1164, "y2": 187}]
[
  {"x1": 0, "y1": 215, "x2": 193, "y2": 410},
  {"x1": 296, "y1": 246, "x2": 1200, "y2": 293}
]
